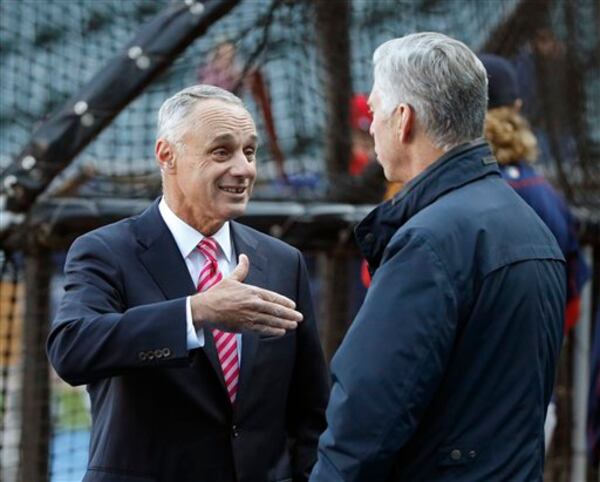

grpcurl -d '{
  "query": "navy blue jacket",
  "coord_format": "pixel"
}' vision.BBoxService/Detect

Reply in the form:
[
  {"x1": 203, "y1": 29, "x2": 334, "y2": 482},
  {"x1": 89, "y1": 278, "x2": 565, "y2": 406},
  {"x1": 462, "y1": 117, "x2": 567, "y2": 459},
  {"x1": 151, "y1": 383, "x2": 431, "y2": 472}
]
[
  {"x1": 47, "y1": 200, "x2": 329, "y2": 482},
  {"x1": 500, "y1": 160, "x2": 589, "y2": 330},
  {"x1": 310, "y1": 141, "x2": 566, "y2": 482}
]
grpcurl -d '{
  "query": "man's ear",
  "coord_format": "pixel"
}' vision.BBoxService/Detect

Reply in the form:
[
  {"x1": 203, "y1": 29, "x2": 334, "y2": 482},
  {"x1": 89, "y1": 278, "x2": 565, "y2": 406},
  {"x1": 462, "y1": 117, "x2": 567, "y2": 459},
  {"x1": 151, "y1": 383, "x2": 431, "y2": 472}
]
[
  {"x1": 155, "y1": 139, "x2": 176, "y2": 174},
  {"x1": 395, "y1": 103, "x2": 414, "y2": 144}
]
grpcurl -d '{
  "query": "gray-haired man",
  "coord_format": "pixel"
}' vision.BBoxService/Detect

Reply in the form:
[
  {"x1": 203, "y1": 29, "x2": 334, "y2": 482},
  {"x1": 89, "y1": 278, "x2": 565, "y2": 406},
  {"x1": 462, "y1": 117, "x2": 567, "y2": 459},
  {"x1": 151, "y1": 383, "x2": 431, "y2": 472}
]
[
  {"x1": 310, "y1": 32, "x2": 565, "y2": 482},
  {"x1": 48, "y1": 85, "x2": 329, "y2": 482}
]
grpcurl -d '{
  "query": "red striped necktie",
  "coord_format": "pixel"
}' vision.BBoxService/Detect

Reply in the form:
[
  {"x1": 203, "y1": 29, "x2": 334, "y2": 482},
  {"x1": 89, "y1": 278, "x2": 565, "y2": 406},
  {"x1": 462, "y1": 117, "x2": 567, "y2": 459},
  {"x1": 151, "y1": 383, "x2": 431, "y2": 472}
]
[{"x1": 196, "y1": 237, "x2": 239, "y2": 404}]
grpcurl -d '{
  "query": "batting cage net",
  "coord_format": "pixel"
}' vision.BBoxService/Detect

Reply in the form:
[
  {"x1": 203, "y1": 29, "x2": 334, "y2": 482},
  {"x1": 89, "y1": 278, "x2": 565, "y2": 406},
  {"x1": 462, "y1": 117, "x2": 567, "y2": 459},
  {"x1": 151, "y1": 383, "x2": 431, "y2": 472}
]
[{"x1": 0, "y1": 0, "x2": 598, "y2": 481}]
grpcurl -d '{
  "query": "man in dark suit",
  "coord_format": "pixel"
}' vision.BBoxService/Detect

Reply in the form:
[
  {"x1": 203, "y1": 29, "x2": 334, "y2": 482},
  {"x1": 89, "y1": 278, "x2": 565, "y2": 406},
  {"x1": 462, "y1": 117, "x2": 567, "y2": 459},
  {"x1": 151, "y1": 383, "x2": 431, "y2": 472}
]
[{"x1": 47, "y1": 85, "x2": 329, "y2": 482}]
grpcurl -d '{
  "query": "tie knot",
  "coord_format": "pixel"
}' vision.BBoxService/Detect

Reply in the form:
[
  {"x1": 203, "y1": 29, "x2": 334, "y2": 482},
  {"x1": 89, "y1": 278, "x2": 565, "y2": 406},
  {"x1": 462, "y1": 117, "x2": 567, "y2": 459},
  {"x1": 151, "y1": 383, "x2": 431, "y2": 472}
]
[{"x1": 197, "y1": 237, "x2": 219, "y2": 263}]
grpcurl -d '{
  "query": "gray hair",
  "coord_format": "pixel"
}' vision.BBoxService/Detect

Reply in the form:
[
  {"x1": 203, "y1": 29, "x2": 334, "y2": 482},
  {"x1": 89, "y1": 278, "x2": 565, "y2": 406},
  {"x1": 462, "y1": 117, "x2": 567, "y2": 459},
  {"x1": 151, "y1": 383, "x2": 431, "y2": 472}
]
[
  {"x1": 156, "y1": 84, "x2": 245, "y2": 143},
  {"x1": 372, "y1": 32, "x2": 488, "y2": 150}
]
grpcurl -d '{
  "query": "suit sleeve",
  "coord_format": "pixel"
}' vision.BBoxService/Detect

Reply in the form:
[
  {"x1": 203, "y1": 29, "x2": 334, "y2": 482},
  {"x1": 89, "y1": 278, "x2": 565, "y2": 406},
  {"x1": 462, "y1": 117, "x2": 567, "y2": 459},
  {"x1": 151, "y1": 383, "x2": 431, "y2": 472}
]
[
  {"x1": 47, "y1": 232, "x2": 190, "y2": 386},
  {"x1": 287, "y1": 250, "x2": 330, "y2": 482},
  {"x1": 310, "y1": 233, "x2": 458, "y2": 482}
]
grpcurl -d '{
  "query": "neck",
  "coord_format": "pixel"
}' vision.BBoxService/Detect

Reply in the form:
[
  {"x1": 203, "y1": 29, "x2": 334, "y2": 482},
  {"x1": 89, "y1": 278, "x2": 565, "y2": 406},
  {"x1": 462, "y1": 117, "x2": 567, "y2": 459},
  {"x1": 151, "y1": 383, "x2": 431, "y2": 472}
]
[
  {"x1": 401, "y1": 135, "x2": 446, "y2": 183},
  {"x1": 162, "y1": 192, "x2": 224, "y2": 236}
]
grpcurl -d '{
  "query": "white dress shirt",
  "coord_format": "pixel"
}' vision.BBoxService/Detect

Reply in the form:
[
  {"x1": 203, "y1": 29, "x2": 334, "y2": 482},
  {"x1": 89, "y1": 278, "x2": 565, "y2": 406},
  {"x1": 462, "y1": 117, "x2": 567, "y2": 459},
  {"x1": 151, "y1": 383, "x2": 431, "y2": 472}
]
[{"x1": 158, "y1": 198, "x2": 242, "y2": 357}]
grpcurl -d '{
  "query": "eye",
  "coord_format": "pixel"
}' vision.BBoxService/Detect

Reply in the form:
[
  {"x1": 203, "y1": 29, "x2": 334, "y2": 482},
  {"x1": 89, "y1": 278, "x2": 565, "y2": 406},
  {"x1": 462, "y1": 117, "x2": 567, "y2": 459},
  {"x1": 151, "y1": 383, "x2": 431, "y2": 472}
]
[
  {"x1": 212, "y1": 148, "x2": 230, "y2": 159},
  {"x1": 244, "y1": 147, "x2": 257, "y2": 159}
]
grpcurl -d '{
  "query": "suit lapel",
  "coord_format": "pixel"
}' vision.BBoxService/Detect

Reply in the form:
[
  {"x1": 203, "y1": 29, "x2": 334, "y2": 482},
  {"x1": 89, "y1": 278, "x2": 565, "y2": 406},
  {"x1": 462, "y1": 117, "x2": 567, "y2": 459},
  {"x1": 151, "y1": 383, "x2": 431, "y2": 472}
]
[
  {"x1": 231, "y1": 222, "x2": 267, "y2": 409},
  {"x1": 135, "y1": 200, "x2": 197, "y2": 300},
  {"x1": 133, "y1": 200, "x2": 229, "y2": 402}
]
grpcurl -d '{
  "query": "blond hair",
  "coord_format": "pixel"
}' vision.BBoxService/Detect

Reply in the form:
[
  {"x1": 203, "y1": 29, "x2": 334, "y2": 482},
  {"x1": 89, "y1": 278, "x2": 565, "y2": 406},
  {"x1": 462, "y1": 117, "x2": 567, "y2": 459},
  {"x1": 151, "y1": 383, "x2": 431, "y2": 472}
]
[{"x1": 484, "y1": 106, "x2": 538, "y2": 165}]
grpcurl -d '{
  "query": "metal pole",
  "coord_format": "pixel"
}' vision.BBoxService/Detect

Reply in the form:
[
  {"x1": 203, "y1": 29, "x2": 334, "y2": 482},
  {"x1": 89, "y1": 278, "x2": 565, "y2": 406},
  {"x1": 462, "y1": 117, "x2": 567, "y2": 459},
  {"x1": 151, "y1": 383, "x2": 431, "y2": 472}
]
[
  {"x1": 318, "y1": 251, "x2": 350, "y2": 361},
  {"x1": 313, "y1": 0, "x2": 353, "y2": 361},
  {"x1": 19, "y1": 248, "x2": 51, "y2": 482},
  {"x1": 571, "y1": 245, "x2": 593, "y2": 482},
  {"x1": 314, "y1": 0, "x2": 352, "y2": 179}
]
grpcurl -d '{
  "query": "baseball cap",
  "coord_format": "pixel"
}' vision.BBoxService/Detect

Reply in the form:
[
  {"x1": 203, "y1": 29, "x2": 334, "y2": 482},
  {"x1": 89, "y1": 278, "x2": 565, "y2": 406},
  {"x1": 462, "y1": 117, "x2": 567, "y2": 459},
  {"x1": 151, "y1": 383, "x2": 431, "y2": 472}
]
[{"x1": 479, "y1": 53, "x2": 520, "y2": 109}]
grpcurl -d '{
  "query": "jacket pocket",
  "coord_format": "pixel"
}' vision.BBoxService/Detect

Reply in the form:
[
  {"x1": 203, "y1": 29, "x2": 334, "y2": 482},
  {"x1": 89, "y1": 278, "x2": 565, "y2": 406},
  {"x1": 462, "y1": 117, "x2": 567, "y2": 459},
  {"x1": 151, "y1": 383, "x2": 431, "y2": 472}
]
[
  {"x1": 83, "y1": 467, "x2": 155, "y2": 482},
  {"x1": 259, "y1": 331, "x2": 295, "y2": 343}
]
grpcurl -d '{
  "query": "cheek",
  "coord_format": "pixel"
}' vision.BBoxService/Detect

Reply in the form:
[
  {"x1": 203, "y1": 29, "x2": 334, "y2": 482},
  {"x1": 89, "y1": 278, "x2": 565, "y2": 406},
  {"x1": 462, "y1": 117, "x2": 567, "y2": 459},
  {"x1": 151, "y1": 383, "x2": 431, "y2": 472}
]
[{"x1": 372, "y1": 120, "x2": 384, "y2": 142}]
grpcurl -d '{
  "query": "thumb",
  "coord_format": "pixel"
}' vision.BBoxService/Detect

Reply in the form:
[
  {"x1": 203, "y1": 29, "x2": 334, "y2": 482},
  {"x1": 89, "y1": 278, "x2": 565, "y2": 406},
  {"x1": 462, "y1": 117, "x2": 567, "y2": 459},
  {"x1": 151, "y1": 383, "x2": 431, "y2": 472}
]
[{"x1": 230, "y1": 254, "x2": 249, "y2": 282}]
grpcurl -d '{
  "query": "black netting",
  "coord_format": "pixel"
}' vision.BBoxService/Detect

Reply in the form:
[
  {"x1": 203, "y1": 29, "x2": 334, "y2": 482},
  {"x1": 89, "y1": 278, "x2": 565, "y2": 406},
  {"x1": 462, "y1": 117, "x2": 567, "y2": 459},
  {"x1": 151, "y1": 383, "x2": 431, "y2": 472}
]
[
  {"x1": 1, "y1": 0, "x2": 327, "y2": 201},
  {"x1": 1, "y1": 0, "x2": 596, "y2": 207},
  {"x1": 0, "y1": 0, "x2": 598, "y2": 480},
  {"x1": 1, "y1": 0, "x2": 598, "y2": 206}
]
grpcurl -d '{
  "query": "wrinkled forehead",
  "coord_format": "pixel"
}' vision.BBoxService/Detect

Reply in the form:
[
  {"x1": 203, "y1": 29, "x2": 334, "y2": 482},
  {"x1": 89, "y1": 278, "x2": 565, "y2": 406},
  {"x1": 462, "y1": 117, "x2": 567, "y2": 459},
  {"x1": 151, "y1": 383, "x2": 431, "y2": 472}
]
[{"x1": 193, "y1": 99, "x2": 256, "y2": 132}]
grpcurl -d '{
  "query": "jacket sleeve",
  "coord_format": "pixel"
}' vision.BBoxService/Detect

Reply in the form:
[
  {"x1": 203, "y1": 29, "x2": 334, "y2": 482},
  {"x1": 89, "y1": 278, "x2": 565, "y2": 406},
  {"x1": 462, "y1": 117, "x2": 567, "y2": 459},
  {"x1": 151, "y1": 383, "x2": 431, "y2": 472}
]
[
  {"x1": 310, "y1": 232, "x2": 458, "y2": 482},
  {"x1": 47, "y1": 232, "x2": 190, "y2": 386},
  {"x1": 287, "y1": 250, "x2": 330, "y2": 482}
]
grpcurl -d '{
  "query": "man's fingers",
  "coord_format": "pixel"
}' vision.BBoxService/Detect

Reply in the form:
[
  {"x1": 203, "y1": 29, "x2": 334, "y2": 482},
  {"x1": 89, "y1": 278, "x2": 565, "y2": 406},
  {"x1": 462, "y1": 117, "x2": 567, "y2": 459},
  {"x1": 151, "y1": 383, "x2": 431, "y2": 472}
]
[
  {"x1": 257, "y1": 313, "x2": 299, "y2": 330},
  {"x1": 246, "y1": 313, "x2": 297, "y2": 333},
  {"x1": 256, "y1": 301, "x2": 303, "y2": 323},
  {"x1": 255, "y1": 287, "x2": 296, "y2": 310},
  {"x1": 229, "y1": 254, "x2": 249, "y2": 282}
]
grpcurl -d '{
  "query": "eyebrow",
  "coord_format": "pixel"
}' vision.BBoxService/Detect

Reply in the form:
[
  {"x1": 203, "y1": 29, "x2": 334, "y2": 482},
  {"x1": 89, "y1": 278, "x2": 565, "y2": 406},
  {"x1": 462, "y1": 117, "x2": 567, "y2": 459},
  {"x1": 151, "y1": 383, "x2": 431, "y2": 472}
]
[
  {"x1": 210, "y1": 133, "x2": 259, "y2": 146},
  {"x1": 210, "y1": 134, "x2": 236, "y2": 145}
]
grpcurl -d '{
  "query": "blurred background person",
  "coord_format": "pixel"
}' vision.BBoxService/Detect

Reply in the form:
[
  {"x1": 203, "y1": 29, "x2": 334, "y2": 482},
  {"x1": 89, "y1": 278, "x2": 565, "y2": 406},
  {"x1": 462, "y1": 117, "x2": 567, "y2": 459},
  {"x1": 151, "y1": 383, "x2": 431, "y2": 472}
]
[
  {"x1": 348, "y1": 93, "x2": 376, "y2": 177},
  {"x1": 481, "y1": 53, "x2": 590, "y2": 335},
  {"x1": 511, "y1": 27, "x2": 577, "y2": 169},
  {"x1": 198, "y1": 39, "x2": 287, "y2": 180},
  {"x1": 327, "y1": 93, "x2": 386, "y2": 205},
  {"x1": 481, "y1": 53, "x2": 591, "y2": 453}
]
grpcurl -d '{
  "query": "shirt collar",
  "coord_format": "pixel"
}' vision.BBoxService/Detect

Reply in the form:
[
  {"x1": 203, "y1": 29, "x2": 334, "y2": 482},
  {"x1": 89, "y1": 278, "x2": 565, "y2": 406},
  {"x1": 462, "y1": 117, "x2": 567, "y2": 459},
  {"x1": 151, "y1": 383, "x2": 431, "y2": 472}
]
[{"x1": 158, "y1": 197, "x2": 232, "y2": 262}]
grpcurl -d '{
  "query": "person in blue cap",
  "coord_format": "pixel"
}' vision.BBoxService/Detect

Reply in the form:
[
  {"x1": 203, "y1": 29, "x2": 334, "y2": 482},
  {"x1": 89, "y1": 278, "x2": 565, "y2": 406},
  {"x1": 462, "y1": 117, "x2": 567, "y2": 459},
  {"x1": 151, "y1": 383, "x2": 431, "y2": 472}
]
[
  {"x1": 480, "y1": 53, "x2": 589, "y2": 333},
  {"x1": 481, "y1": 53, "x2": 590, "y2": 455}
]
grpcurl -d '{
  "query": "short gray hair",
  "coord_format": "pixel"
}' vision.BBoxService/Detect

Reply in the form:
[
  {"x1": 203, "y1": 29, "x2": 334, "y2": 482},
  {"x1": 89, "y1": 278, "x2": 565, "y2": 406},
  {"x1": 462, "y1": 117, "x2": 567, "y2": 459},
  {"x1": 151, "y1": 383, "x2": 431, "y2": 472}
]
[
  {"x1": 156, "y1": 84, "x2": 245, "y2": 143},
  {"x1": 373, "y1": 32, "x2": 488, "y2": 150}
]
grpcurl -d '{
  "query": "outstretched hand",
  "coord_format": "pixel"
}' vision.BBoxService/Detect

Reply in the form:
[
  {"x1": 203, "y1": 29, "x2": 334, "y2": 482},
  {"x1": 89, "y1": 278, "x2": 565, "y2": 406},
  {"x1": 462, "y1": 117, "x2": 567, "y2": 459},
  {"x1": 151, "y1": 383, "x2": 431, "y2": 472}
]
[{"x1": 191, "y1": 254, "x2": 302, "y2": 337}]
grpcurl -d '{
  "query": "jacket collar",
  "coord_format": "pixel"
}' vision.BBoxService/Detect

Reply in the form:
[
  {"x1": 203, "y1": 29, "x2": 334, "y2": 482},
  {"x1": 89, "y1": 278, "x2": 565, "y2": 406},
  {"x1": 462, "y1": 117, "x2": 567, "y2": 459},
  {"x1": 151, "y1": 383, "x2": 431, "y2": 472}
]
[{"x1": 355, "y1": 139, "x2": 500, "y2": 273}]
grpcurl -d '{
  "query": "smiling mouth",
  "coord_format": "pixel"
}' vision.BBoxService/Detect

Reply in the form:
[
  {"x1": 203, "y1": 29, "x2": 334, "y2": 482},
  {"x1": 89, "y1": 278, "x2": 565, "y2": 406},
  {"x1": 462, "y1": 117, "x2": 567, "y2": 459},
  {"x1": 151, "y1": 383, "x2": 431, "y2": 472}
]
[{"x1": 219, "y1": 186, "x2": 247, "y2": 194}]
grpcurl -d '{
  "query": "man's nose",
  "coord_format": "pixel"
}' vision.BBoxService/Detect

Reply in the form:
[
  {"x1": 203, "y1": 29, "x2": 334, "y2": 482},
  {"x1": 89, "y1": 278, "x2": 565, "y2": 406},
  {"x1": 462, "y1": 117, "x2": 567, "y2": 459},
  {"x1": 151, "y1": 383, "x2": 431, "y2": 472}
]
[{"x1": 230, "y1": 151, "x2": 254, "y2": 176}]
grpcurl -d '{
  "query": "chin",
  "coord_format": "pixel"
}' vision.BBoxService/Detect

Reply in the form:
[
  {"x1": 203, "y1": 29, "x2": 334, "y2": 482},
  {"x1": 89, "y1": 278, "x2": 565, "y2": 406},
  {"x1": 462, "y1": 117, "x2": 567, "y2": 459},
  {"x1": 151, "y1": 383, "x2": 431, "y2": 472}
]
[
  {"x1": 379, "y1": 163, "x2": 392, "y2": 182},
  {"x1": 222, "y1": 203, "x2": 248, "y2": 220}
]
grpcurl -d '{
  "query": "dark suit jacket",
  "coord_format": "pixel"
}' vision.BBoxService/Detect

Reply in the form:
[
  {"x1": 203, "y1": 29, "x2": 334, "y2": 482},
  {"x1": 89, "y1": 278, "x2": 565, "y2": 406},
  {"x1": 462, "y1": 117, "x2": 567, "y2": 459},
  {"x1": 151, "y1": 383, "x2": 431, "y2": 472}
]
[{"x1": 47, "y1": 199, "x2": 329, "y2": 482}]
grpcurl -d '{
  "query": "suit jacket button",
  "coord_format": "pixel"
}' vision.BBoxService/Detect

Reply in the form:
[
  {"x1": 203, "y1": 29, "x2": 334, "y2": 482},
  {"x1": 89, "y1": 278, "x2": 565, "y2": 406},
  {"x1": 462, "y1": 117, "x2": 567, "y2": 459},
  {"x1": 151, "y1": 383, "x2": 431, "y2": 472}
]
[
  {"x1": 147, "y1": 351, "x2": 155, "y2": 361},
  {"x1": 232, "y1": 424, "x2": 239, "y2": 438},
  {"x1": 450, "y1": 449, "x2": 462, "y2": 461},
  {"x1": 138, "y1": 352, "x2": 147, "y2": 361},
  {"x1": 162, "y1": 348, "x2": 171, "y2": 358},
  {"x1": 468, "y1": 450, "x2": 477, "y2": 459},
  {"x1": 154, "y1": 349, "x2": 163, "y2": 359}
]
